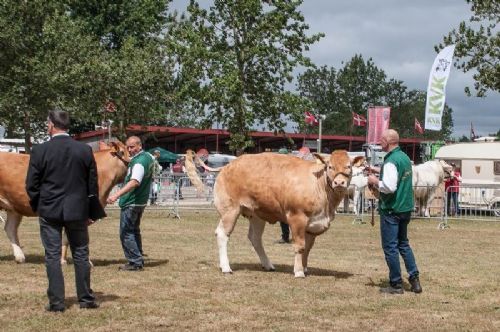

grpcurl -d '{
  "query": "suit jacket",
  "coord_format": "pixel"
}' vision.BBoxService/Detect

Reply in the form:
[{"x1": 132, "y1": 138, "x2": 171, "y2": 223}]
[{"x1": 26, "y1": 135, "x2": 99, "y2": 222}]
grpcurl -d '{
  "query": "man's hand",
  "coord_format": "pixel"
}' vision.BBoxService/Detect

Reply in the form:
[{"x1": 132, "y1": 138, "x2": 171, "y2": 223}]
[
  {"x1": 107, "y1": 194, "x2": 118, "y2": 204},
  {"x1": 367, "y1": 174, "x2": 379, "y2": 187},
  {"x1": 87, "y1": 219, "x2": 96, "y2": 226}
]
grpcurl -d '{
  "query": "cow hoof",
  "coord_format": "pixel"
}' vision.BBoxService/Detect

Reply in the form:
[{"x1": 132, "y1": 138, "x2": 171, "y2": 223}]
[
  {"x1": 15, "y1": 256, "x2": 26, "y2": 264},
  {"x1": 294, "y1": 271, "x2": 306, "y2": 278},
  {"x1": 89, "y1": 260, "x2": 94, "y2": 268},
  {"x1": 263, "y1": 265, "x2": 276, "y2": 272},
  {"x1": 221, "y1": 267, "x2": 233, "y2": 274}
]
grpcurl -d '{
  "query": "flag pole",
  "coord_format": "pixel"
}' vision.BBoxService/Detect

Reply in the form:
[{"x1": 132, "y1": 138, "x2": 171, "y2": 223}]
[
  {"x1": 317, "y1": 115, "x2": 322, "y2": 153},
  {"x1": 348, "y1": 114, "x2": 353, "y2": 151}
]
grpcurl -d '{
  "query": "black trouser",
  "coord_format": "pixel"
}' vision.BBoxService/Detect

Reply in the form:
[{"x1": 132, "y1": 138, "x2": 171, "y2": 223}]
[
  {"x1": 39, "y1": 217, "x2": 94, "y2": 309},
  {"x1": 280, "y1": 222, "x2": 290, "y2": 241}
]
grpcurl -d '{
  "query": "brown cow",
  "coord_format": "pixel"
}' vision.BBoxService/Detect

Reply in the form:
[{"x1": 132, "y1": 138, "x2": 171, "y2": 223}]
[
  {"x1": 214, "y1": 150, "x2": 352, "y2": 278},
  {"x1": 0, "y1": 142, "x2": 128, "y2": 263}
]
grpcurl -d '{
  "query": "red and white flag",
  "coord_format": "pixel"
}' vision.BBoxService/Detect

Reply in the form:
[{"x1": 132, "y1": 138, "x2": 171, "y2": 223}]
[
  {"x1": 367, "y1": 106, "x2": 391, "y2": 144},
  {"x1": 304, "y1": 111, "x2": 318, "y2": 125},
  {"x1": 352, "y1": 112, "x2": 367, "y2": 127},
  {"x1": 105, "y1": 101, "x2": 116, "y2": 113},
  {"x1": 415, "y1": 118, "x2": 424, "y2": 134}
]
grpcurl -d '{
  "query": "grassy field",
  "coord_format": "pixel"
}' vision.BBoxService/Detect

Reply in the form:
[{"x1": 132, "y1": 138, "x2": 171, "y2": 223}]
[{"x1": 0, "y1": 211, "x2": 499, "y2": 331}]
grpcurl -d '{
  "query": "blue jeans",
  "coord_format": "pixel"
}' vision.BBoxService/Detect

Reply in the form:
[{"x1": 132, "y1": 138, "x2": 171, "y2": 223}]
[
  {"x1": 120, "y1": 206, "x2": 145, "y2": 267},
  {"x1": 380, "y1": 212, "x2": 419, "y2": 285},
  {"x1": 447, "y1": 191, "x2": 459, "y2": 215}
]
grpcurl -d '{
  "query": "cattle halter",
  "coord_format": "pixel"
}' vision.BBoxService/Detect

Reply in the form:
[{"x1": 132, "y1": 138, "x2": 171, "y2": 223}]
[{"x1": 111, "y1": 150, "x2": 129, "y2": 166}]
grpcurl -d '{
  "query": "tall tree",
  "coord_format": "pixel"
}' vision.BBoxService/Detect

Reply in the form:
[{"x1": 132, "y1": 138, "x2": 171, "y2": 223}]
[
  {"x1": 66, "y1": 0, "x2": 175, "y2": 138},
  {"x1": 170, "y1": 0, "x2": 323, "y2": 152},
  {"x1": 297, "y1": 55, "x2": 454, "y2": 141},
  {"x1": 0, "y1": 0, "x2": 100, "y2": 150},
  {"x1": 437, "y1": 0, "x2": 499, "y2": 96}
]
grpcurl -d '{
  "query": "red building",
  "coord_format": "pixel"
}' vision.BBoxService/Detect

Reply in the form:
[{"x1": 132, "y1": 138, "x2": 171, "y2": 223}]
[{"x1": 74, "y1": 125, "x2": 424, "y2": 161}]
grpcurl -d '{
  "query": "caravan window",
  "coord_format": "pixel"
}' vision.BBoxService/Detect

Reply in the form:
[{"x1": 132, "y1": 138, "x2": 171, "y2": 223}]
[{"x1": 494, "y1": 161, "x2": 500, "y2": 175}]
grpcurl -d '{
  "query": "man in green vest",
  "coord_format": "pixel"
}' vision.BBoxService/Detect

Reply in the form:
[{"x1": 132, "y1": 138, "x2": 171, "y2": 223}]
[
  {"x1": 107, "y1": 136, "x2": 154, "y2": 271},
  {"x1": 367, "y1": 129, "x2": 422, "y2": 294}
]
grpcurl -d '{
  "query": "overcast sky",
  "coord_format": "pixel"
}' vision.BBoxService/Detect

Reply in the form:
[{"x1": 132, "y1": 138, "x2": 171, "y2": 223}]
[{"x1": 170, "y1": 0, "x2": 499, "y2": 138}]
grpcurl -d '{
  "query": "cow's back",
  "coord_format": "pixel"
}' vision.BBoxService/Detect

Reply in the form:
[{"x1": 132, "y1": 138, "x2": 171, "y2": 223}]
[
  {"x1": 214, "y1": 153, "x2": 322, "y2": 222},
  {"x1": 0, "y1": 152, "x2": 34, "y2": 215},
  {"x1": 413, "y1": 161, "x2": 443, "y2": 187}
]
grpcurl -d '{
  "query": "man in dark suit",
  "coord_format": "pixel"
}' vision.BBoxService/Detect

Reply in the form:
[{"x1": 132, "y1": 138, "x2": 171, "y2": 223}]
[{"x1": 26, "y1": 109, "x2": 100, "y2": 312}]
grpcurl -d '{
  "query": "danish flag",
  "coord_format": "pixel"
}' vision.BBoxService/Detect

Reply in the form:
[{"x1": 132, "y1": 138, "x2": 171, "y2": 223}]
[
  {"x1": 304, "y1": 111, "x2": 318, "y2": 125},
  {"x1": 105, "y1": 101, "x2": 116, "y2": 113},
  {"x1": 352, "y1": 112, "x2": 367, "y2": 127}
]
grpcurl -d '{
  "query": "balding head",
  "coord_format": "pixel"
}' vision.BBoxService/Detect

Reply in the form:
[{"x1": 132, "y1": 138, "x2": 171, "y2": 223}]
[
  {"x1": 380, "y1": 129, "x2": 399, "y2": 152},
  {"x1": 383, "y1": 129, "x2": 399, "y2": 144},
  {"x1": 125, "y1": 136, "x2": 142, "y2": 157}
]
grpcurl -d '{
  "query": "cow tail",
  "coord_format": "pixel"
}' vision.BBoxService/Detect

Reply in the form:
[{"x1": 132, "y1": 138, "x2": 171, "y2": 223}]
[{"x1": 184, "y1": 150, "x2": 206, "y2": 195}]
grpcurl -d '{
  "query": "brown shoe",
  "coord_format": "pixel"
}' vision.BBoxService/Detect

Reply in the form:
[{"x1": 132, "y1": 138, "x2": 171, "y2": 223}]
[{"x1": 409, "y1": 276, "x2": 422, "y2": 293}]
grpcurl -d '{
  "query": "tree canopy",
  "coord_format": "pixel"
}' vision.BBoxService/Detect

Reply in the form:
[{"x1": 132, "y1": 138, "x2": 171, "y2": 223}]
[
  {"x1": 437, "y1": 0, "x2": 499, "y2": 97},
  {"x1": 168, "y1": 0, "x2": 323, "y2": 152}
]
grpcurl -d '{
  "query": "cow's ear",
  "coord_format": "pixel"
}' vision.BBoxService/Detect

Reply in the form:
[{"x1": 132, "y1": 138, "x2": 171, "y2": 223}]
[
  {"x1": 313, "y1": 153, "x2": 327, "y2": 165},
  {"x1": 352, "y1": 156, "x2": 365, "y2": 167},
  {"x1": 311, "y1": 163, "x2": 326, "y2": 177},
  {"x1": 109, "y1": 141, "x2": 119, "y2": 152}
]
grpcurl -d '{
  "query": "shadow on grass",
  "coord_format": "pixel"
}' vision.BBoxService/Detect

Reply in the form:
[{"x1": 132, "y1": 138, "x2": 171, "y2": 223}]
[
  {"x1": 365, "y1": 277, "x2": 412, "y2": 290},
  {"x1": 0, "y1": 255, "x2": 169, "y2": 269},
  {"x1": 91, "y1": 258, "x2": 169, "y2": 268},
  {"x1": 0, "y1": 254, "x2": 45, "y2": 264},
  {"x1": 65, "y1": 291, "x2": 120, "y2": 309},
  {"x1": 231, "y1": 263, "x2": 353, "y2": 278}
]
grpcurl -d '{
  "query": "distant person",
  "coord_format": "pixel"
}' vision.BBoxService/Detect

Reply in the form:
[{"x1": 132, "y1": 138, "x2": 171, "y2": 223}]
[
  {"x1": 445, "y1": 163, "x2": 462, "y2": 216},
  {"x1": 172, "y1": 157, "x2": 185, "y2": 200},
  {"x1": 367, "y1": 129, "x2": 422, "y2": 295},
  {"x1": 26, "y1": 109, "x2": 100, "y2": 312},
  {"x1": 107, "y1": 136, "x2": 154, "y2": 271},
  {"x1": 149, "y1": 150, "x2": 162, "y2": 205}
]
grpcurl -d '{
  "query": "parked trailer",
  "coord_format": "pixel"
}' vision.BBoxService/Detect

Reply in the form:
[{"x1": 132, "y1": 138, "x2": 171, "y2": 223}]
[{"x1": 435, "y1": 142, "x2": 500, "y2": 214}]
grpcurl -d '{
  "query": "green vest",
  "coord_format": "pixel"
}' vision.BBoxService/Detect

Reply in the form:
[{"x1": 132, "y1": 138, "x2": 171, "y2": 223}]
[
  {"x1": 119, "y1": 151, "x2": 154, "y2": 208},
  {"x1": 379, "y1": 146, "x2": 414, "y2": 215}
]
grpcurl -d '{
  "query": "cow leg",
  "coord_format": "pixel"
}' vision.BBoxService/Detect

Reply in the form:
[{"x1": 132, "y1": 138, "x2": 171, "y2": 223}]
[
  {"x1": 288, "y1": 214, "x2": 307, "y2": 278},
  {"x1": 425, "y1": 193, "x2": 434, "y2": 217},
  {"x1": 352, "y1": 189, "x2": 358, "y2": 216},
  {"x1": 247, "y1": 217, "x2": 274, "y2": 271},
  {"x1": 61, "y1": 232, "x2": 69, "y2": 265},
  {"x1": 4, "y1": 212, "x2": 25, "y2": 263},
  {"x1": 302, "y1": 232, "x2": 316, "y2": 275},
  {"x1": 215, "y1": 209, "x2": 240, "y2": 274}
]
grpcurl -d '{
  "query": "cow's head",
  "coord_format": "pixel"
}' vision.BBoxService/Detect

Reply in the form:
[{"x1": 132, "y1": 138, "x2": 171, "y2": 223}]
[
  {"x1": 439, "y1": 159, "x2": 453, "y2": 179},
  {"x1": 105, "y1": 141, "x2": 130, "y2": 165},
  {"x1": 313, "y1": 150, "x2": 352, "y2": 192}
]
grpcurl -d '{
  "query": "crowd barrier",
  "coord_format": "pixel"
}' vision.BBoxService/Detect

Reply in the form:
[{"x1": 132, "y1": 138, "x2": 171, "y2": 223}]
[
  {"x1": 337, "y1": 183, "x2": 500, "y2": 228},
  {"x1": 106, "y1": 173, "x2": 217, "y2": 219},
  {"x1": 439, "y1": 184, "x2": 500, "y2": 228},
  {"x1": 105, "y1": 174, "x2": 499, "y2": 226}
]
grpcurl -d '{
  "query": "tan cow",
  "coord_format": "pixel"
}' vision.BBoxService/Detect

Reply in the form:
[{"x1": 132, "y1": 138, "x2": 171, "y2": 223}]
[
  {"x1": 214, "y1": 150, "x2": 352, "y2": 278},
  {"x1": 0, "y1": 142, "x2": 128, "y2": 263}
]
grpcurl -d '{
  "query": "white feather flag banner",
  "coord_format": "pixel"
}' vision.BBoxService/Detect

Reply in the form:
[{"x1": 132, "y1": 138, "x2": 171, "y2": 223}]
[{"x1": 424, "y1": 45, "x2": 455, "y2": 131}]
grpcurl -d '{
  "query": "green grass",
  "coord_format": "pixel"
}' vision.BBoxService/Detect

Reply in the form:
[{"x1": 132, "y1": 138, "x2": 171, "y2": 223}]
[{"x1": 0, "y1": 211, "x2": 499, "y2": 331}]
